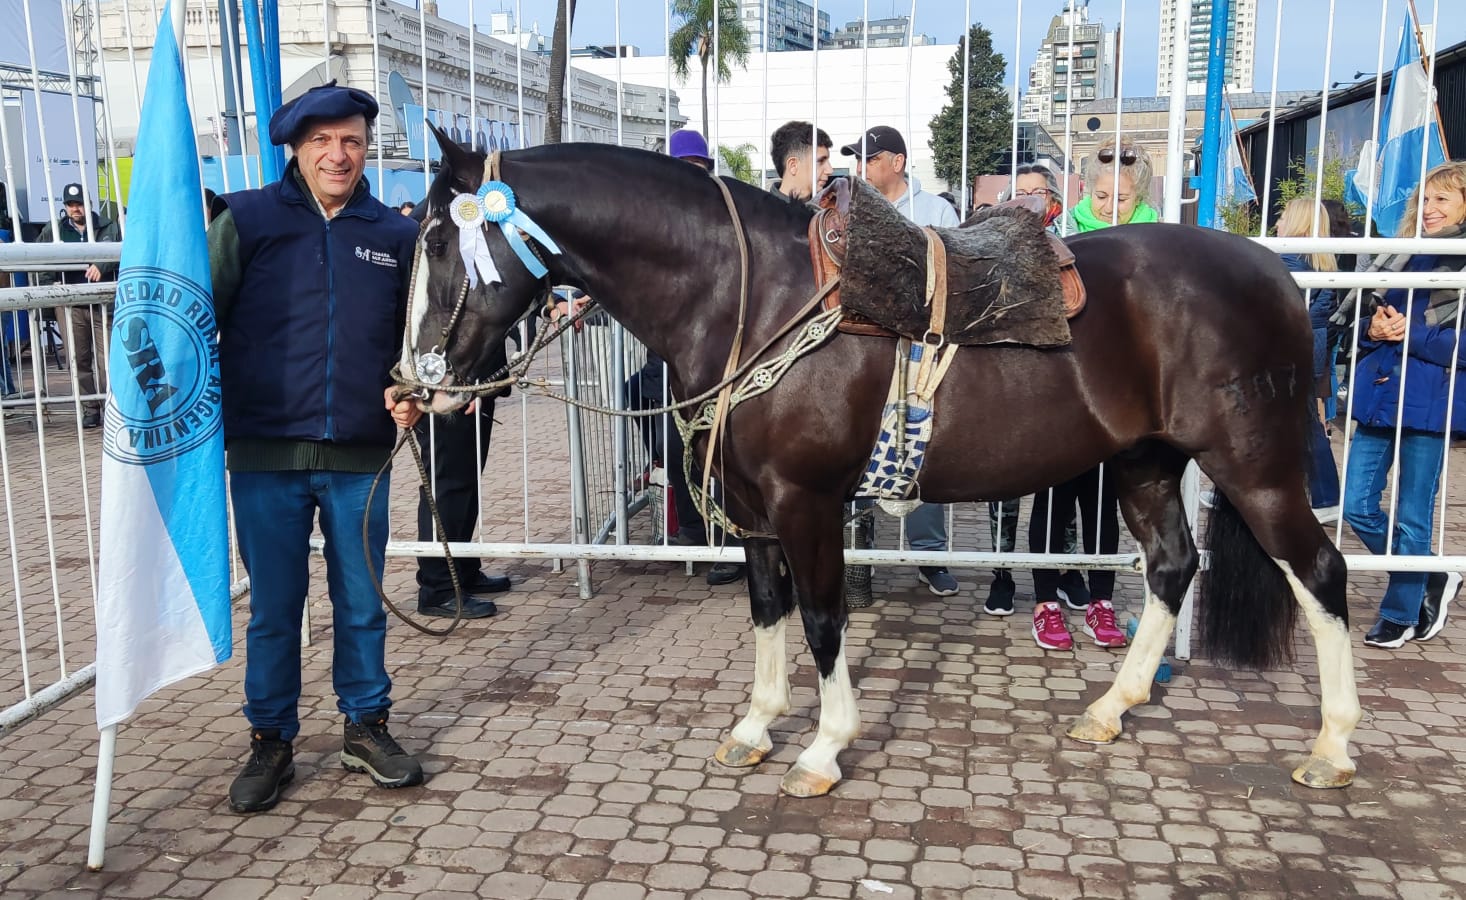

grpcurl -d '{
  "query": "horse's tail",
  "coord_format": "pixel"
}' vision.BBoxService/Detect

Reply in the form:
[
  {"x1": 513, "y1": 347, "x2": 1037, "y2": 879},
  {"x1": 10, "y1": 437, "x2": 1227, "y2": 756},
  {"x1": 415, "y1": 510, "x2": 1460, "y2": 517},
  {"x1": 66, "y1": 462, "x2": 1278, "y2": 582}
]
[{"x1": 1198, "y1": 490, "x2": 1299, "y2": 668}]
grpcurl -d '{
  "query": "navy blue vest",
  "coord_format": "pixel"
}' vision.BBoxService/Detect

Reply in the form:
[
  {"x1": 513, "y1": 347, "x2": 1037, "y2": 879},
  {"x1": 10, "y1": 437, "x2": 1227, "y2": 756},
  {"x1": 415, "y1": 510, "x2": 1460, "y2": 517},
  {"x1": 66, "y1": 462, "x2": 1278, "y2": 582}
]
[{"x1": 220, "y1": 167, "x2": 417, "y2": 447}]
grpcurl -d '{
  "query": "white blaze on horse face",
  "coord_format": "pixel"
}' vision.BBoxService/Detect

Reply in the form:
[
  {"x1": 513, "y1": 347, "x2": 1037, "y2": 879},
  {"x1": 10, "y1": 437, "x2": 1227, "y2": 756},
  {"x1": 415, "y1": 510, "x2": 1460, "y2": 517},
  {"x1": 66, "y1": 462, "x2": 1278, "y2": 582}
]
[
  {"x1": 789, "y1": 630, "x2": 860, "y2": 787},
  {"x1": 728, "y1": 620, "x2": 792, "y2": 754},
  {"x1": 1275, "y1": 559, "x2": 1361, "y2": 780},
  {"x1": 404, "y1": 222, "x2": 435, "y2": 377}
]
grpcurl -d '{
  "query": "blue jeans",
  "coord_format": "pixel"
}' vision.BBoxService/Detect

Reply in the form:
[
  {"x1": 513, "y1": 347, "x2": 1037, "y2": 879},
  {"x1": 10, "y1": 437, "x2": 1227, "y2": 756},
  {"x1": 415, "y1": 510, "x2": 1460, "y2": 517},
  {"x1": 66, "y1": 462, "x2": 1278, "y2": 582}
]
[
  {"x1": 905, "y1": 502, "x2": 947, "y2": 553},
  {"x1": 232, "y1": 469, "x2": 392, "y2": 740},
  {"x1": 1343, "y1": 425, "x2": 1446, "y2": 627},
  {"x1": 1308, "y1": 414, "x2": 1340, "y2": 509}
]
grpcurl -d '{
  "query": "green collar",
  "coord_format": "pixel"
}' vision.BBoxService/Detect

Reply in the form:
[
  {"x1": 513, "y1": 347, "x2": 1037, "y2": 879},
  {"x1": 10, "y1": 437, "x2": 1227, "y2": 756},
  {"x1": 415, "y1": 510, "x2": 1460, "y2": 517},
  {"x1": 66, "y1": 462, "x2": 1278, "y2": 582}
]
[{"x1": 1071, "y1": 196, "x2": 1159, "y2": 232}]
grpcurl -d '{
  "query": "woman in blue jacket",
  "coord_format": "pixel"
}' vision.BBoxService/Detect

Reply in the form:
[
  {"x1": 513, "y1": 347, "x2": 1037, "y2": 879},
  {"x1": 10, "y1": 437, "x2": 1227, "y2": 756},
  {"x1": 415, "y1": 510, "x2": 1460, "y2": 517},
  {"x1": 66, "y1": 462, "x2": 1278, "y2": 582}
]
[
  {"x1": 1344, "y1": 160, "x2": 1466, "y2": 649},
  {"x1": 1276, "y1": 197, "x2": 1340, "y2": 516}
]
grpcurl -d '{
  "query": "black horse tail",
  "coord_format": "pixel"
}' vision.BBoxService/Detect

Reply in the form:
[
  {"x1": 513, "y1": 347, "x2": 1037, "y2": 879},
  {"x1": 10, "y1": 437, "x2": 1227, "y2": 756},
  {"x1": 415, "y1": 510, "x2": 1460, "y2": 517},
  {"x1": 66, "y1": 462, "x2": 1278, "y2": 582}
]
[{"x1": 1198, "y1": 490, "x2": 1299, "y2": 669}]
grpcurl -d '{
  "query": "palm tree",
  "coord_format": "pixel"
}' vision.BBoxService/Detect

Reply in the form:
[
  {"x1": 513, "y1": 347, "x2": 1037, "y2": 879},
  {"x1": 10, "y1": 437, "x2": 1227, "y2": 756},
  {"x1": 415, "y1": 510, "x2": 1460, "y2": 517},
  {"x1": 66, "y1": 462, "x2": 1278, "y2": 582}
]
[
  {"x1": 545, "y1": 0, "x2": 578, "y2": 144},
  {"x1": 669, "y1": 0, "x2": 751, "y2": 140},
  {"x1": 718, "y1": 143, "x2": 760, "y2": 184}
]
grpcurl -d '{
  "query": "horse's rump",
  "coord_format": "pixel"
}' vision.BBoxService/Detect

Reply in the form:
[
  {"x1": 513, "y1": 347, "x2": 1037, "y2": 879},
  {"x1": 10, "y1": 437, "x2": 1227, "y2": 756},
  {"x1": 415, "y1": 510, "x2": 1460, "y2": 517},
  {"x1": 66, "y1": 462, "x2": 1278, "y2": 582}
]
[{"x1": 841, "y1": 178, "x2": 1072, "y2": 347}]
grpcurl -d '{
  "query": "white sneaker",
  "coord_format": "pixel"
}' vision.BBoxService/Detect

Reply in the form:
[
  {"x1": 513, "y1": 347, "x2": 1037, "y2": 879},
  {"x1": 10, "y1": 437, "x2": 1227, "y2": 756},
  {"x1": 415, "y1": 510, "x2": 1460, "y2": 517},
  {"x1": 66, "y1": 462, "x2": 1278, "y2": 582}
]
[{"x1": 1312, "y1": 505, "x2": 1341, "y2": 524}]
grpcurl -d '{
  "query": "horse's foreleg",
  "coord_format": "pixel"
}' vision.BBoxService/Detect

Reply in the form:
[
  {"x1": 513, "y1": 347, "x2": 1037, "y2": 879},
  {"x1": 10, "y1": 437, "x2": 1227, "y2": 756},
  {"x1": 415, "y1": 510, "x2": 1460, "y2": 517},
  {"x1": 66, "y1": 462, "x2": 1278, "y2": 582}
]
[
  {"x1": 752, "y1": 496, "x2": 859, "y2": 797},
  {"x1": 1277, "y1": 557, "x2": 1360, "y2": 789},
  {"x1": 781, "y1": 622, "x2": 859, "y2": 797},
  {"x1": 717, "y1": 539, "x2": 794, "y2": 769},
  {"x1": 1070, "y1": 455, "x2": 1195, "y2": 744}
]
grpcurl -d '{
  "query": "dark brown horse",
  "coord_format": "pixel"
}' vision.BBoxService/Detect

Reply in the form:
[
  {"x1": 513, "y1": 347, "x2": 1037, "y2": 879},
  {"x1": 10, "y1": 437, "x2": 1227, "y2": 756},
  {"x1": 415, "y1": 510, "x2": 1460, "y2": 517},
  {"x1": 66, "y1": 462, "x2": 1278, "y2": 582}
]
[{"x1": 403, "y1": 131, "x2": 1360, "y2": 797}]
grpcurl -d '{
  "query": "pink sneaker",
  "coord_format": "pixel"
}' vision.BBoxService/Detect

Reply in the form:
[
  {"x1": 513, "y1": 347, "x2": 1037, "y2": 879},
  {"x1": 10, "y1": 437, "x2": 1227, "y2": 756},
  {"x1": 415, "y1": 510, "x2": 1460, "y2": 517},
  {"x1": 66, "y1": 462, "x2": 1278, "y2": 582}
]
[
  {"x1": 1084, "y1": 599, "x2": 1128, "y2": 648},
  {"x1": 1032, "y1": 601, "x2": 1073, "y2": 650}
]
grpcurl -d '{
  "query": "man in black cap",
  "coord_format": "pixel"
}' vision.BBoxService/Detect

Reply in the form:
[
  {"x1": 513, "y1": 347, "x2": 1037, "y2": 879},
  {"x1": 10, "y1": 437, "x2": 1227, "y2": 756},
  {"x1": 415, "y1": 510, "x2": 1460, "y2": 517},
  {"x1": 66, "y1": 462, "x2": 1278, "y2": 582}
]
[
  {"x1": 839, "y1": 125, "x2": 962, "y2": 604},
  {"x1": 207, "y1": 81, "x2": 425, "y2": 813},
  {"x1": 36, "y1": 182, "x2": 121, "y2": 428}
]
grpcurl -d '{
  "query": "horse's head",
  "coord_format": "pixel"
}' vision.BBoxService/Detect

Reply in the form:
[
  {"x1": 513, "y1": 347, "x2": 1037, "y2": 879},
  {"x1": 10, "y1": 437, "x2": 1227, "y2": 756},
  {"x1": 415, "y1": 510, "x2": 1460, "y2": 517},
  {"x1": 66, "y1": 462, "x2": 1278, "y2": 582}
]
[{"x1": 405, "y1": 123, "x2": 549, "y2": 415}]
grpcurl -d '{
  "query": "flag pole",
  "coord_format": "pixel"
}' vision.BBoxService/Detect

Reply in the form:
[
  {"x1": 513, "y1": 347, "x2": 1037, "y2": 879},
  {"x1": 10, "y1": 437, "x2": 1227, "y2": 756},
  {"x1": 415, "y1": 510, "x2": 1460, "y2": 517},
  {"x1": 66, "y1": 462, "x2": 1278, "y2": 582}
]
[
  {"x1": 86, "y1": 725, "x2": 118, "y2": 870},
  {"x1": 1405, "y1": 0, "x2": 1450, "y2": 156}
]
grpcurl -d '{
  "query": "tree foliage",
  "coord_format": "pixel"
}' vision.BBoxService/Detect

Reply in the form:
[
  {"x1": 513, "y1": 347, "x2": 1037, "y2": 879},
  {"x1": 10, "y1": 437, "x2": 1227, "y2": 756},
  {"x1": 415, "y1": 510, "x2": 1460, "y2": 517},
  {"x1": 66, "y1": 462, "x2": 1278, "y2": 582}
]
[
  {"x1": 718, "y1": 143, "x2": 759, "y2": 184},
  {"x1": 669, "y1": 0, "x2": 751, "y2": 139},
  {"x1": 928, "y1": 25, "x2": 1012, "y2": 188}
]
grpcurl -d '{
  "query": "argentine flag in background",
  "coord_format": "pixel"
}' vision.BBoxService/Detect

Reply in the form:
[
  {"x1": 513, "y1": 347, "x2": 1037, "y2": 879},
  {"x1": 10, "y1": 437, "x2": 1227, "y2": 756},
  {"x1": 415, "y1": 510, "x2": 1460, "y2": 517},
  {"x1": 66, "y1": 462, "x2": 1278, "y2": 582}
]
[
  {"x1": 1346, "y1": 12, "x2": 1447, "y2": 238},
  {"x1": 1213, "y1": 92, "x2": 1257, "y2": 222},
  {"x1": 95, "y1": 1, "x2": 231, "y2": 729}
]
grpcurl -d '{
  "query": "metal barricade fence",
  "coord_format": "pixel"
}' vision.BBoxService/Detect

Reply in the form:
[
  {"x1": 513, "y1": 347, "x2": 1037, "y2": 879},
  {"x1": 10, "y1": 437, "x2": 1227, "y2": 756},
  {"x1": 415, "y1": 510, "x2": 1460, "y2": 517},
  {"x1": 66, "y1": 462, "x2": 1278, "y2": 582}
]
[{"x1": 1, "y1": 0, "x2": 1466, "y2": 872}]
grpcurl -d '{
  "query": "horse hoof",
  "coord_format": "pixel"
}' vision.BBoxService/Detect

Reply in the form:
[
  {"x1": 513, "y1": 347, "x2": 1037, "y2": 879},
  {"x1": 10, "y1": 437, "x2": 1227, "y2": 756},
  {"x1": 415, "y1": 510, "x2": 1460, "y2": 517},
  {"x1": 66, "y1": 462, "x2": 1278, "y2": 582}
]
[
  {"x1": 779, "y1": 764, "x2": 838, "y2": 798},
  {"x1": 1066, "y1": 711, "x2": 1122, "y2": 745},
  {"x1": 1291, "y1": 755, "x2": 1355, "y2": 789},
  {"x1": 714, "y1": 737, "x2": 767, "y2": 769}
]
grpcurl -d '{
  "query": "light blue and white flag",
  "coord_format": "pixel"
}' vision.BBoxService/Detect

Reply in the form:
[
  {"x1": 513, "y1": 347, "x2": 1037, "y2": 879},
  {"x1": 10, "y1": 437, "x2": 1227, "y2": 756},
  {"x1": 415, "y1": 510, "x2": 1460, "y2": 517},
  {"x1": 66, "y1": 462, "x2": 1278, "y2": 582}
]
[
  {"x1": 1212, "y1": 92, "x2": 1257, "y2": 222},
  {"x1": 95, "y1": 1, "x2": 231, "y2": 729},
  {"x1": 1346, "y1": 12, "x2": 1447, "y2": 238}
]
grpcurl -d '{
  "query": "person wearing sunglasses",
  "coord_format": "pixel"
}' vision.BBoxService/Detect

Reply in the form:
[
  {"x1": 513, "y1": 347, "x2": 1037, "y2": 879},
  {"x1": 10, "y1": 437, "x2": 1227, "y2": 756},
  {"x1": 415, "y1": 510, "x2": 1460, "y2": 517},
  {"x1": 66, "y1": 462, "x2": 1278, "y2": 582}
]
[{"x1": 1060, "y1": 138, "x2": 1159, "y2": 234}]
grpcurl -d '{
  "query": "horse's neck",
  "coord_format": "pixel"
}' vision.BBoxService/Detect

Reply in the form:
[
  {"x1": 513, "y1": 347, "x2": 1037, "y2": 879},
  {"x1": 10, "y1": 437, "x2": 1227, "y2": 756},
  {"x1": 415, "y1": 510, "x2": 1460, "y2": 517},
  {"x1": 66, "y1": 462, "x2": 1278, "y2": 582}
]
[{"x1": 532, "y1": 173, "x2": 760, "y2": 393}]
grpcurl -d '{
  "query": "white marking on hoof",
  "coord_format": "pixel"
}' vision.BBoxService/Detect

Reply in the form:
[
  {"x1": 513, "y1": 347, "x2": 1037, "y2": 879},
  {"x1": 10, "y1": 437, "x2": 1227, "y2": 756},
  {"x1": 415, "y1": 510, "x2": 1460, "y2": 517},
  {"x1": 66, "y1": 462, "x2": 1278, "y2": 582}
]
[
  {"x1": 724, "y1": 621, "x2": 790, "y2": 763},
  {"x1": 787, "y1": 632, "x2": 858, "y2": 797},
  {"x1": 1275, "y1": 559, "x2": 1361, "y2": 789},
  {"x1": 1081, "y1": 593, "x2": 1176, "y2": 734}
]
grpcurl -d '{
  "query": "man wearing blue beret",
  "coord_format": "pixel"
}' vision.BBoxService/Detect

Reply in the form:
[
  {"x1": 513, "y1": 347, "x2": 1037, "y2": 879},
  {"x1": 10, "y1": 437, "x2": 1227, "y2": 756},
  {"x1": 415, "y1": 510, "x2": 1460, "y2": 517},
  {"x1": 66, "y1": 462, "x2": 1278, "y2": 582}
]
[{"x1": 207, "y1": 81, "x2": 425, "y2": 813}]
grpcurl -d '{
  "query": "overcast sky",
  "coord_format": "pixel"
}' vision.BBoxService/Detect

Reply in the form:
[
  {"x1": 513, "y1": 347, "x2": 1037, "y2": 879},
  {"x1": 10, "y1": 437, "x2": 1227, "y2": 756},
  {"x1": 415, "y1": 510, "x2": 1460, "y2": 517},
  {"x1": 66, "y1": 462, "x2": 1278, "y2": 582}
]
[{"x1": 439, "y1": 0, "x2": 1466, "y2": 98}]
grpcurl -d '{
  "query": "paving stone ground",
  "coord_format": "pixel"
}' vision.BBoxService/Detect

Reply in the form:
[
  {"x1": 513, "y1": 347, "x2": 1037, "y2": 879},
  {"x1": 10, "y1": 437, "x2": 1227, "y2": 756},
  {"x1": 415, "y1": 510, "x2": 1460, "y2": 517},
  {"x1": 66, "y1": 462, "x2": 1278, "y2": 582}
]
[{"x1": 3, "y1": 365, "x2": 1466, "y2": 899}]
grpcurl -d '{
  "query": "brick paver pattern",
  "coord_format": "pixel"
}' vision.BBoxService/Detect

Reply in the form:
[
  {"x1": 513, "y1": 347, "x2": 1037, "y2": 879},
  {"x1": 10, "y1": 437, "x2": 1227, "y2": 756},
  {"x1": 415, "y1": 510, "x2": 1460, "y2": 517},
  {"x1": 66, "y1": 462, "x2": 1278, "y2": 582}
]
[{"x1": 3, "y1": 364, "x2": 1466, "y2": 899}]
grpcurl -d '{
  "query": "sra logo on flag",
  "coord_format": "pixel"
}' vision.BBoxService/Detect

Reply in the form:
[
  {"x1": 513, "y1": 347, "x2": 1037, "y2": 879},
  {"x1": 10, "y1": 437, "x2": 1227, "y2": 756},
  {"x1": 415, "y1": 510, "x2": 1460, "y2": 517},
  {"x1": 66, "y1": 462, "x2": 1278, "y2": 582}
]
[{"x1": 103, "y1": 266, "x2": 222, "y2": 465}]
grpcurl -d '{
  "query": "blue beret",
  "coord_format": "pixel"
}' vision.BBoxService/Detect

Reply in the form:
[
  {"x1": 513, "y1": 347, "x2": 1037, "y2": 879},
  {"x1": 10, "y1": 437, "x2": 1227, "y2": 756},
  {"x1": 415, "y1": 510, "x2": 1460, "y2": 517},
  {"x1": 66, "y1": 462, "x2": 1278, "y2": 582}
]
[{"x1": 268, "y1": 80, "x2": 379, "y2": 146}]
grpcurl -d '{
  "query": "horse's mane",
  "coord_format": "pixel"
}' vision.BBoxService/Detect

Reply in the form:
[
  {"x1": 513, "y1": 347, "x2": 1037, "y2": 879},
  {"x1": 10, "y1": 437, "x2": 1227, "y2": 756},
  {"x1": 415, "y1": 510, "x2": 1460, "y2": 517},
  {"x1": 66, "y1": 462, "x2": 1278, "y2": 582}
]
[{"x1": 426, "y1": 141, "x2": 814, "y2": 230}]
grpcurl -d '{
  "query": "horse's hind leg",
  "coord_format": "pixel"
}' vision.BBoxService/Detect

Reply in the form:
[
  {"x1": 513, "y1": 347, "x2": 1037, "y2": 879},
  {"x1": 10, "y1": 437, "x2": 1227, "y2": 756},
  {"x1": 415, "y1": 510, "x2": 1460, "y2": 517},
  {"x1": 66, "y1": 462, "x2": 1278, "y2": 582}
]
[
  {"x1": 1199, "y1": 468, "x2": 1359, "y2": 788},
  {"x1": 1069, "y1": 448, "x2": 1196, "y2": 744},
  {"x1": 716, "y1": 538, "x2": 794, "y2": 769},
  {"x1": 1276, "y1": 554, "x2": 1358, "y2": 788}
]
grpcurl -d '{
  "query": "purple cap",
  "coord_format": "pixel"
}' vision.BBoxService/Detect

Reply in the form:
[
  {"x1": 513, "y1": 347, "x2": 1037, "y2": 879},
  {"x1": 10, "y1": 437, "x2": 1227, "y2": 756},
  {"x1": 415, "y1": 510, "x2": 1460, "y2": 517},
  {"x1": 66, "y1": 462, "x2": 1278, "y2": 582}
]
[{"x1": 668, "y1": 129, "x2": 712, "y2": 163}]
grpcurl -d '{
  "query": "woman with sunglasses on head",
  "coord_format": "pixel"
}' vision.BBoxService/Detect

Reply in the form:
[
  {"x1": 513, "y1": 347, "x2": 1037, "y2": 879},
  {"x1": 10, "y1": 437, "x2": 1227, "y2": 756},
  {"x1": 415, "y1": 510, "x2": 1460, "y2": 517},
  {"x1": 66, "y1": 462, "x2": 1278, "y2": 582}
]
[
  {"x1": 1343, "y1": 160, "x2": 1466, "y2": 649},
  {"x1": 1274, "y1": 197, "x2": 1342, "y2": 521},
  {"x1": 1059, "y1": 138, "x2": 1160, "y2": 235}
]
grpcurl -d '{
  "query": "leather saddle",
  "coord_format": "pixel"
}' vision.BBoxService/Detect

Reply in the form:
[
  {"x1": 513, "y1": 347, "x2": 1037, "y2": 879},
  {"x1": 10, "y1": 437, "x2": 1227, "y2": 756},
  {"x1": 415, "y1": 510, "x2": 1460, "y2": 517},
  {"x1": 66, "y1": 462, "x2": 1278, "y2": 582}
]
[{"x1": 808, "y1": 180, "x2": 1086, "y2": 339}]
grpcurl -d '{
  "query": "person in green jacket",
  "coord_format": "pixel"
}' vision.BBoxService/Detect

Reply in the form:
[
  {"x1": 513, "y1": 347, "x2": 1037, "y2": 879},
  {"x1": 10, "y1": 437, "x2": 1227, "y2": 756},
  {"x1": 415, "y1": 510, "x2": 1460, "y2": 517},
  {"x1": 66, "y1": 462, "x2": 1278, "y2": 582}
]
[{"x1": 1060, "y1": 138, "x2": 1160, "y2": 235}]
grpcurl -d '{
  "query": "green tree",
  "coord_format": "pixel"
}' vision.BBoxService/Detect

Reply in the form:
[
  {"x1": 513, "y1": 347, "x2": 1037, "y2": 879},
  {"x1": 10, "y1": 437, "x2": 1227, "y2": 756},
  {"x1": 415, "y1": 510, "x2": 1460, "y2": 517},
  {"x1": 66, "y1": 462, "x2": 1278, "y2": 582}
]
[
  {"x1": 669, "y1": 0, "x2": 751, "y2": 140},
  {"x1": 928, "y1": 24, "x2": 1012, "y2": 189},
  {"x1": 718, "y1": 142, "x2": 759, "y2": 184},
  {"x1": 544, "y1": 0, "x2": 578, "y2": 144}
]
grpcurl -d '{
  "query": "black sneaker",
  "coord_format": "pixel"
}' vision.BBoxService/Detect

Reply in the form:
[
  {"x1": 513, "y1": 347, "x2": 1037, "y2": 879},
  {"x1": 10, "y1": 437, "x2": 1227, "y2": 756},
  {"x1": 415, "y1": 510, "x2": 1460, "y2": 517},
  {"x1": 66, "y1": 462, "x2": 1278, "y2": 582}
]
[
  {"x1": 1056, "y1": 570, "x2": 1091, "y2": 611},
  {"x1": 1416, "y1": 571, "x2": 1461, "y2": 642},
  {"x1": 706, "y1": 563, "x2": 746, "y2": 586},
  {"x1": 918, "y1": 566, "x2": 959, "y2": 596},
  {"x1": 984, "y1": 570, "x2": 1016, "y2": 616},
  {"x1": 228, "y1": 729, "x2": 294, "y2": 814},
  {"x1": 1364, "y1": 619, "x2": 1416, "y2": 649},
  {"x1": 342, "y1": 711, "x2": 424, "y2": 788}
]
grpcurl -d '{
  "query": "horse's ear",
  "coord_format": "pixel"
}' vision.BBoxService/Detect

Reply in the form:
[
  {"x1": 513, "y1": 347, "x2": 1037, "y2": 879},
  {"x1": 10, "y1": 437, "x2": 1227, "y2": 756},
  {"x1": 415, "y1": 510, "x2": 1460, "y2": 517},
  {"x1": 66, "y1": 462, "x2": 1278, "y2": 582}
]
[{"x1": 428, "y1": 121, "x2": 475, "y2": 177}]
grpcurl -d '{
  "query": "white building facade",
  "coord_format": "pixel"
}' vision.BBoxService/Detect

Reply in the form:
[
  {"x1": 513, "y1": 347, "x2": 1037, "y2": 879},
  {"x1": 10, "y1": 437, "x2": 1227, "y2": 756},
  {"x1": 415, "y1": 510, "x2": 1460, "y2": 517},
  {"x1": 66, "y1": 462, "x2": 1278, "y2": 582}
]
[
  {"x1": 574, "y1": 43, "x2": 960, "y2": 190},
  {"x1": 1156, "y1": 0, "x2": 1257, "y2": 95},
  {"x1": 92, "y1": 0, "x2": 683, "y2": 160}
]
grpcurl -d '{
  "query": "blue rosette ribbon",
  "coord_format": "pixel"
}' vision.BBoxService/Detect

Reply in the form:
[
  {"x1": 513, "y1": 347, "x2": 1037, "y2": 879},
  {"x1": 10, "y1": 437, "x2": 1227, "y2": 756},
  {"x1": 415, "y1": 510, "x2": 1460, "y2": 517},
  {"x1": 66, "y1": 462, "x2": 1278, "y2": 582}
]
[{"x1": 477, "y1": 180, "x2": 561, "y2": 279}]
